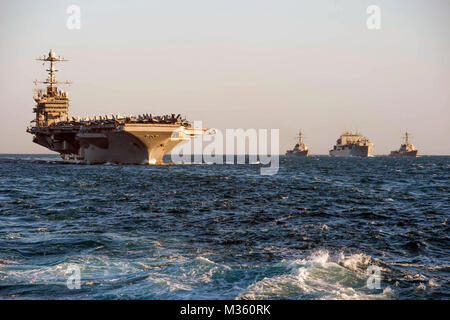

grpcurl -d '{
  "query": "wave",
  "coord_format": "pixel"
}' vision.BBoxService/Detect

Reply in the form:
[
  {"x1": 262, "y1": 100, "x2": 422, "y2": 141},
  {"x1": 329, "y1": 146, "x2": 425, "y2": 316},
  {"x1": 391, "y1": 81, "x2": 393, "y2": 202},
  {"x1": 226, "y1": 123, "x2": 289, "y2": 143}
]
[{"x1": 238, "y1": 250, "x2": 394, "y2": 300}]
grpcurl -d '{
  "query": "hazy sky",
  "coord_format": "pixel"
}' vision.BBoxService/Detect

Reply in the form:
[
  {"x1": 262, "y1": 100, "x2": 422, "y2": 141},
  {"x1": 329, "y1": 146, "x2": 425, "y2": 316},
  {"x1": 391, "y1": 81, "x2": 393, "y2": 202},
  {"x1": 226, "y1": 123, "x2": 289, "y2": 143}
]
[{"x1": 1, "y1": 0, "x2": 449, "y2": 154}]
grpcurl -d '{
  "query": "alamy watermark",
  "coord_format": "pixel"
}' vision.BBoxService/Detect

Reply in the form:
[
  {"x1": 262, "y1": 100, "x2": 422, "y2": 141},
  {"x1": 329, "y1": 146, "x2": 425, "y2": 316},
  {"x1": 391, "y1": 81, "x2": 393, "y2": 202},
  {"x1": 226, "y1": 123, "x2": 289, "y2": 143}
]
[
  {"x1": 66, "y1": 5, "x2": 81, "y2": 30},
  {"x1": 366, "y1": 5, "x2": 381, "y2": 30},
  {"x1": 66, "y1": 264, "x2": 81, "y2": 289},
  {"x1": 366, "y1": 265, "x2": 381, "y2": 290},
  {"x1": 170, "y1": 122, "x2": 280, "y2": 175}
]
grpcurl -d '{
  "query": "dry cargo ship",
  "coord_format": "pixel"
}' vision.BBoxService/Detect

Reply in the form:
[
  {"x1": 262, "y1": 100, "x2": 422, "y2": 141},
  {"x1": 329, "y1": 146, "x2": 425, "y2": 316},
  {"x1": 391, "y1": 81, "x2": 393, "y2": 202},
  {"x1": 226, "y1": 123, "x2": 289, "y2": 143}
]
[{"x1": 329, "y1": 131, "x2": 374, "y2": 157}]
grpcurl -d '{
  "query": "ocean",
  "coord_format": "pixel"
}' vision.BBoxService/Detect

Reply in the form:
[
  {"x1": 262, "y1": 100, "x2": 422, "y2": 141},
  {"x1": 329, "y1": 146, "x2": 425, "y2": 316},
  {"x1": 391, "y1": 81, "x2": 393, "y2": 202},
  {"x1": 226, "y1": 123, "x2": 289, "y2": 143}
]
[{"x1": 0, "y1": 154, "x2": 448, "y2": 299}]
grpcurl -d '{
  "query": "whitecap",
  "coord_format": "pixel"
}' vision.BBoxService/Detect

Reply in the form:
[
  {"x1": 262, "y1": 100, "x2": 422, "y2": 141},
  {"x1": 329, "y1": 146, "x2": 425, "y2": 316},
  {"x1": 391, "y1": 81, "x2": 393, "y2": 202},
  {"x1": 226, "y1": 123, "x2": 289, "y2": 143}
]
[
  {"x1": 238, "y1": 250, "x2": 394, "y2": 300},
  {"x1": 416, "y1": 283, "x2": 426, "y2": 292},
  {"x1": 5, "y1": 233, "x2": 21, "y2": 240}
]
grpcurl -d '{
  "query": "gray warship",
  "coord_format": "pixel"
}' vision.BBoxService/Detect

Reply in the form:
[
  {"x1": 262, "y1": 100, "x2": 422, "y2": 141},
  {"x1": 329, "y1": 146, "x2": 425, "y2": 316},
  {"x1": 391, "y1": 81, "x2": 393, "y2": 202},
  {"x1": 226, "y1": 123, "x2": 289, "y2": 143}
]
[
  {"x1": 329, "y1": 131, "x2": 374, "y2": 157},
  {"x1": 27, "y1": 50, "x2": 209, "y2": 164},
  {"x1": 390, "y1": 131, "x2": 418, "y2": 157},
  {"x1": 286, "y1": 130, "x2": 309, "y2": 157}
]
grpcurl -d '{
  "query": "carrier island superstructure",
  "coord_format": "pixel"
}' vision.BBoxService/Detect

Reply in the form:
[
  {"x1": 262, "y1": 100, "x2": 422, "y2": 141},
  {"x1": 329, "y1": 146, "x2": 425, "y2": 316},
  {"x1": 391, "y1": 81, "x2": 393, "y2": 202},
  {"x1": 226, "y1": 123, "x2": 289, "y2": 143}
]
[{"x1": 27, "y1": 50, "x2": 209, "y2": 164}]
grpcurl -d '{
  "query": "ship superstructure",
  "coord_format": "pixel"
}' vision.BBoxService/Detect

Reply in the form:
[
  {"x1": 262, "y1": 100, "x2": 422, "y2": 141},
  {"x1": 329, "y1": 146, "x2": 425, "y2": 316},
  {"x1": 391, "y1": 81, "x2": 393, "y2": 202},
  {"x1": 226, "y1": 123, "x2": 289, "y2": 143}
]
[
  {"x1": 329, "y1": 131, "x2": 374, "y2": 157},
  {"x1": 286, "y1": 130, "x2": 309, "y2": 157},
  {"x1": 27, "y1": 50, "x2": 209, "y2": 164},
  {"x1": 390, "y1": 131, "x2": 418, "y2": 157}
]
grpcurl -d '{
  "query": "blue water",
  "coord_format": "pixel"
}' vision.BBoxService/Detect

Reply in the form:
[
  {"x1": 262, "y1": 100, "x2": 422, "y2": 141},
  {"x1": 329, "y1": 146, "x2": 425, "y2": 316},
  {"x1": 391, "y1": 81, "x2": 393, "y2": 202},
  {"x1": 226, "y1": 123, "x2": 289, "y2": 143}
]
[{"x1": 0, "y1": 154, "x2": 448, "y2": 299}]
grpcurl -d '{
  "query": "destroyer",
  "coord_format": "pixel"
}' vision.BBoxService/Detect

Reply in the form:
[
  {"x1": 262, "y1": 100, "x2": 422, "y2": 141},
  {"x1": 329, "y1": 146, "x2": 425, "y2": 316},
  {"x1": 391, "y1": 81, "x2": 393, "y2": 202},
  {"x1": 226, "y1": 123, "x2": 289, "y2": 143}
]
[
  {"x1": 329, "y1": 131, "x2": 374, "y2": 157},
  {"x1": 286, "y1": 130, "x2": 309, "y2": 157},
  {"x1": 27, "y1": 50, "x2": 209, "y2": 164},
  {"x1": 390, "y1": 131, "x2": 418, "y2": 157}
]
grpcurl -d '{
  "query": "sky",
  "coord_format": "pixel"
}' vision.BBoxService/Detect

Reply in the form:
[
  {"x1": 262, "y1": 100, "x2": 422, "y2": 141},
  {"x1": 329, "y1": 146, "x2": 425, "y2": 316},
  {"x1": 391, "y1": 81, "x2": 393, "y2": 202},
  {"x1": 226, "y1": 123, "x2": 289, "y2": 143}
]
[{"x1": 0, "y1": 0, "x2": 449, "y2": 155}]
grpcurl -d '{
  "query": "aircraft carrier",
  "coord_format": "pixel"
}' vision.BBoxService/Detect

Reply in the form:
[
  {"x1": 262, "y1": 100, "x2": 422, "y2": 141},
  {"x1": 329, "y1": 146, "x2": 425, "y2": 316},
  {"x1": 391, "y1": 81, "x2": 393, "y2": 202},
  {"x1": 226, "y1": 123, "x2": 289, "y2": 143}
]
[
  {"x1": 390, "y1": 131, "x2": 418, "y2": 157},
  {"x1": 27, "y1": 50, "x2": 209, "y2": 164},
  {"x1": 286, "y1": 130, "x2": 309, "y2": 157},
  {"x1": 329, "y1": 131, "x2": 374, "y2": 157}
]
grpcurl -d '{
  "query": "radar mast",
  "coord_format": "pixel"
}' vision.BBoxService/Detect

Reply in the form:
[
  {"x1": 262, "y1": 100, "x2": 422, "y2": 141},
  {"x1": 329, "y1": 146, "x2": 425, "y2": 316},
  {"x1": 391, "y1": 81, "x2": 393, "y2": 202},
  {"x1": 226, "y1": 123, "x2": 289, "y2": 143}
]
[
  {"x1": 34, "y1": 49, "x2": 71, "y2": 90},
  {"x1": 298, "y1": 130, "x2": 304, "y2": 145},
  {"x1": 404, "y1": 131, "x2": 410, "y2": 145}
]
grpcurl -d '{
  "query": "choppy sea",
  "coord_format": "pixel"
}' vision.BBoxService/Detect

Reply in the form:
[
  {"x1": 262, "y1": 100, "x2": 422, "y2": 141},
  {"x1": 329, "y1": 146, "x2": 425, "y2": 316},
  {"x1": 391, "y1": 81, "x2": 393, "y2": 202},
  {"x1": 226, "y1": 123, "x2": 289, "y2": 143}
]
[{"x1": 0, "y1": 154, "x2": 448, "y2": 299}]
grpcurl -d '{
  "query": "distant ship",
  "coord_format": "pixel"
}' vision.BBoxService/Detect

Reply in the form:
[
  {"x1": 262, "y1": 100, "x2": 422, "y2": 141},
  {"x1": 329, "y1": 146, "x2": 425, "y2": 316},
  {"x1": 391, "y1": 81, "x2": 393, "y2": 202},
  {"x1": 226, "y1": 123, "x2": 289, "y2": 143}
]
[
  {"x1": 27, "y1": 50, "x2": 210, "y2": 164},
  {"x1": 329, "y1": 131, "x2": 374, "y2": 157},
  {"x1": 286, "y1": 130, "x2": 309, "y2": 157},
  {"x1": 390, "y1": 131, "x2": 418, "y2": 157}
]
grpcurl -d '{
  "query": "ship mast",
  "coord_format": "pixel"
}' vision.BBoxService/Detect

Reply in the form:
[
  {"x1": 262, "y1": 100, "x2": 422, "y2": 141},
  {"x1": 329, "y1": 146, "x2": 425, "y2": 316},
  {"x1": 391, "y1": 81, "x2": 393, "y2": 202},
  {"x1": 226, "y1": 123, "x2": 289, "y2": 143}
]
[
  {"x1": 34, "y1": 49, "x2": 71, "y2": 91},
  {"x1": 404, "y1": 131, "x2": 410, "y2": 145},
  {"x1": 298, "y1": 130, "x2": 304, "y2": 145}
]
